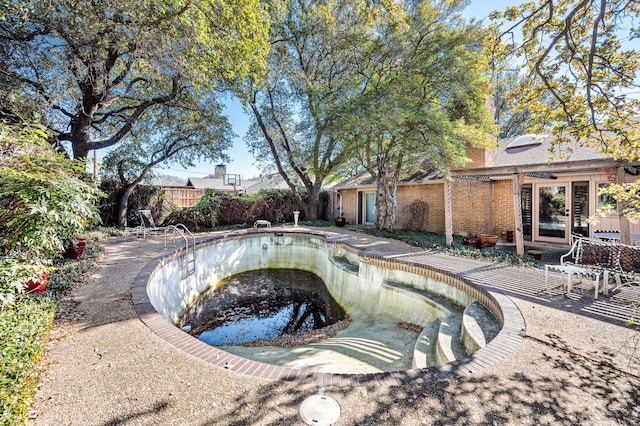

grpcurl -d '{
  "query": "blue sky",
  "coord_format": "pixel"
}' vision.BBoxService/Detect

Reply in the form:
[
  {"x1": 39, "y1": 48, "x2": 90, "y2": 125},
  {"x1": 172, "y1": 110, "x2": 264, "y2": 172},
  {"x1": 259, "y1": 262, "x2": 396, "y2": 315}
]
[{"x1": 157, "y1": 0, "x2": 519, "y2": 181}]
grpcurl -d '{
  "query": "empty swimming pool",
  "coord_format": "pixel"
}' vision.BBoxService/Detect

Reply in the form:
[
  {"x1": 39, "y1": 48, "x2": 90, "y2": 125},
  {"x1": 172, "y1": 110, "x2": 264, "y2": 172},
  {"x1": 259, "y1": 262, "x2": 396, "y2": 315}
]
[{"x1": 133, "y1": 229, "x2": 525, "y2": 386}]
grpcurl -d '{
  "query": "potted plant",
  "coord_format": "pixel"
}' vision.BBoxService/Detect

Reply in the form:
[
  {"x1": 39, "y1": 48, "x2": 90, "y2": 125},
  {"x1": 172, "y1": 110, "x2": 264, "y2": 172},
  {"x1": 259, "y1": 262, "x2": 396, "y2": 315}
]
[
  {"x1": 25, "y1": 272, "x2": 47, "y2": 294},
  {"x1": 462, "y1": 235, "x2": 482, "y2": 248},
  {"x1": 65, "y1": 237, "x2": 88, "y2": 259},
  {"x1": 480, "y1": 234, "x2": 499, "y2": 248}
]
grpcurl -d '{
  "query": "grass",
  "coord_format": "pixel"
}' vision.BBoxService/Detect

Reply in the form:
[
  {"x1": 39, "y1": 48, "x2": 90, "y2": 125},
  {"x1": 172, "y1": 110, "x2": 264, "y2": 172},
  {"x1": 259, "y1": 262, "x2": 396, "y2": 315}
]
[{"x1": 0, "y1": 232, "x2": 104, "y2": 425}]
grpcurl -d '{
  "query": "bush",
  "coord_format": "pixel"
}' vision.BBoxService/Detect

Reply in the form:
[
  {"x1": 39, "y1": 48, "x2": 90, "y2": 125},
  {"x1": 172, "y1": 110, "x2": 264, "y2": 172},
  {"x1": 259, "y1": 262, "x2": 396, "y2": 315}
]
[
  {"x1": 0, "y1": 295, "x2": 56, "y2": 423},
  {"x1": 364, "y1": 229, "x2": 540, "y2": 267},
  {"x1": 161, "y1": 189, "x2": 305, "y2": 230},
  {"x1": 0, "y1": 122, "x2": 102, "y2": 305}
]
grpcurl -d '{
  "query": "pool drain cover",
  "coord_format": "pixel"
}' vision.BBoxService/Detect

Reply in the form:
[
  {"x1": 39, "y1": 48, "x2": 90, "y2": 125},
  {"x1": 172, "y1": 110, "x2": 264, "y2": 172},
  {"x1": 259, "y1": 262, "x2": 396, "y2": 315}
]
[{"x1": 299, "y1": 394, "x2": 340, "y2": 426}]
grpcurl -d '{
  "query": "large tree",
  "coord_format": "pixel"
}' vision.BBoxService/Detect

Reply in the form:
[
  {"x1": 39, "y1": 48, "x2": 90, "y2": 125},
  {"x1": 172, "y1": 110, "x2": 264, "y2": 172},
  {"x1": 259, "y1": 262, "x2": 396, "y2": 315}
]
[
  {"x1": 0, "y1": 0, "x2": 269, "y2": 162},
  {"x1": 335, "y1": 0, "x2": 496, "y2": 230},
  {"x1": 490, "y1": 0, "x2": 639, "y2": 242},
  {"x1": 241, "y1": 0, "x2": 374, "y2": 219},
  {"x1": 101, "y1": 91, "x2": 234, "y2": 226},
  {"x1": 490, "y1": 0, "x2": 639, "y2": 157}
]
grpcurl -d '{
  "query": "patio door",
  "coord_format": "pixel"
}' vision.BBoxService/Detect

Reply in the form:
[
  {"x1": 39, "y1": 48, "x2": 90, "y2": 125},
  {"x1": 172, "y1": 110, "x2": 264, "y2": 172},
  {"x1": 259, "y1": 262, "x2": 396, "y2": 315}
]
[
  {"x1": 365, "y1": 192, "x2": 375, "y2": 224},
  {"x1": 535, "y1": 184, "x2": 570, "y2": 243},
  {"x1": 357, "y1": 191, "x2": 376, "y2": 225}
]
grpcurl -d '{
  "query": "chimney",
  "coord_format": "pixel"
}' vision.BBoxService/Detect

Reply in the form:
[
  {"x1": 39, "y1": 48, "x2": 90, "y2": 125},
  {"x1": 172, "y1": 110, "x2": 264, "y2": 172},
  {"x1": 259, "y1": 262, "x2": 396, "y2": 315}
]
[{"x1": 214, "y1": 164, "x2": 227, "y2": 179}]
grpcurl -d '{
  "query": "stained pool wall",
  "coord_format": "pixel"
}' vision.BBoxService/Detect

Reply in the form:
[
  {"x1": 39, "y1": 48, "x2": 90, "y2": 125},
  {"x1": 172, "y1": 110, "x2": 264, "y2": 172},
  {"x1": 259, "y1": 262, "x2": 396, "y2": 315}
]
[{"x1": 147, "y1": 232, "x2": 481, "y2": 327}]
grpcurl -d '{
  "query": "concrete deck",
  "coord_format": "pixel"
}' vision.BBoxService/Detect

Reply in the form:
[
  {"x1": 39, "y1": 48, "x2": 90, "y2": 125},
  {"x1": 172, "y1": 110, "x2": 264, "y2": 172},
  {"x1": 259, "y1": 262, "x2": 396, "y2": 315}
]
[{"x1": 29, "y1": 227, "x2": 640, "y2": 425}]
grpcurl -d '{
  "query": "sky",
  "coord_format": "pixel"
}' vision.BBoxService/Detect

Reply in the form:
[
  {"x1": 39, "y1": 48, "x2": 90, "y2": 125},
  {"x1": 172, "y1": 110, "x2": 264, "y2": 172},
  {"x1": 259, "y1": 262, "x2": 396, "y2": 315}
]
[{"x1": 153, "y1": 0, "x2": 519, "y2": 182}]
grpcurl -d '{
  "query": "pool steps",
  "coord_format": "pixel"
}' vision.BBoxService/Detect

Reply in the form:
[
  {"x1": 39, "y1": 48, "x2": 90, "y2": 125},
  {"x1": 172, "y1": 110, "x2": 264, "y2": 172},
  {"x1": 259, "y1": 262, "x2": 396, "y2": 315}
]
[{"x1": 381, "y1": 281, "x2": 500, "y2": 369}]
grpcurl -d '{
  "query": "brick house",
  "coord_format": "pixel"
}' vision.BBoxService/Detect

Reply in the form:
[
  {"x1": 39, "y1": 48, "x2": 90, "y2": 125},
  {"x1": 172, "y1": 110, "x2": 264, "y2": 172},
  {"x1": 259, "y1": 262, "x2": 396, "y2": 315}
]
[{"x1": 332, "y1": 135, "x2": 640, "y2": 246}]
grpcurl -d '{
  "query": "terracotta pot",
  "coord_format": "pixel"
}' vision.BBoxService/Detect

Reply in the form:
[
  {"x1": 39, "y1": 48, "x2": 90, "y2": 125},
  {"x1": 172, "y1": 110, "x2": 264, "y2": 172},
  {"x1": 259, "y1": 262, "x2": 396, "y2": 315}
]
[
  {"x1": 25, "y1": 272, "x2": 47, "y2": 294},
  {"x1": 463, "y1": 237, "x2": 482, "y2": 248},
  {"x1": 334, "y1": 217, "x2": 346, "y2": 227},
  {"x1": 480, "y1": 234, "x2": 499, "y2": 248},
  {"x1": 65, "y1": 238, "x2": 87, "y2": 259}
]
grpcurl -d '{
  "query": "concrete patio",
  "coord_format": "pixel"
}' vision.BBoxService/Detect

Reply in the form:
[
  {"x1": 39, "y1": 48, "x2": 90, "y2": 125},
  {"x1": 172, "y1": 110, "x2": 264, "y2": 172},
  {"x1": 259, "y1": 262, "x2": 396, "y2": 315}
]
[{"x1": 29, "y1": 227, "x2": 640, "y2": 425}]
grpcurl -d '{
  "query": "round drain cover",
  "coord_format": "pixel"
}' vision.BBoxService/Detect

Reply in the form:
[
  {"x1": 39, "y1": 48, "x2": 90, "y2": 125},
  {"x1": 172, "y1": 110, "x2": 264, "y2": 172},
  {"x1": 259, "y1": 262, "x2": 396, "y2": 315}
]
[{"x1": 299, "y1": 394, "x2": 341, "y2": 426}]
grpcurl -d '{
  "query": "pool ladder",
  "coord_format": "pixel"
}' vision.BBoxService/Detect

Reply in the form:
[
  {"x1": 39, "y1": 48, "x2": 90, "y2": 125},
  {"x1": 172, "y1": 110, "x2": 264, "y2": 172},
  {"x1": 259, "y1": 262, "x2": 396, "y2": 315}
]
[{"x1": 164, "y1": 224, "x2": 196, "y2": 277}]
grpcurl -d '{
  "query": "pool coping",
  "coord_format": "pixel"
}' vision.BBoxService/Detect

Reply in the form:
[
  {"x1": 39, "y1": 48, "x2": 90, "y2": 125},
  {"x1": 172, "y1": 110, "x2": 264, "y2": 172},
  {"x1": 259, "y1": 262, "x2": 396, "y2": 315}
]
[{"x1": 131, "y1": 229, "x2": 525, "y2": 387}]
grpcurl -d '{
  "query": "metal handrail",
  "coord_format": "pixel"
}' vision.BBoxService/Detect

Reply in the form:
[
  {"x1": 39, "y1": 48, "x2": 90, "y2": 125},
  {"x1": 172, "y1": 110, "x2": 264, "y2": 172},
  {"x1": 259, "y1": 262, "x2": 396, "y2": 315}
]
[
  {"x1": 164, "y1": 224, "x2": 196, "y2": 276},
  {"x1": 164, "y1": 223, "x2": 195, "y2": 252}
]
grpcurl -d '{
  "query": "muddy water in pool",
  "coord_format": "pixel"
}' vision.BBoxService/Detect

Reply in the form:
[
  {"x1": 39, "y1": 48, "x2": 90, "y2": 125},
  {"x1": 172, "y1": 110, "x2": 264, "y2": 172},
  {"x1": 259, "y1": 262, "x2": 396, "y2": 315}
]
[{"x1": 180, "y1": 269, "x2": 347, "y2": 346}]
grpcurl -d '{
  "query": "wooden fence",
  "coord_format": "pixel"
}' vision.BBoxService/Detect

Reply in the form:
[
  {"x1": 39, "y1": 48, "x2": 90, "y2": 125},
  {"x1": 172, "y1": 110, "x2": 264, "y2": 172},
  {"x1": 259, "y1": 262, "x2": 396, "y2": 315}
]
[{"x1": 161, "y1": 187, "x2": 203, "y2": 208}]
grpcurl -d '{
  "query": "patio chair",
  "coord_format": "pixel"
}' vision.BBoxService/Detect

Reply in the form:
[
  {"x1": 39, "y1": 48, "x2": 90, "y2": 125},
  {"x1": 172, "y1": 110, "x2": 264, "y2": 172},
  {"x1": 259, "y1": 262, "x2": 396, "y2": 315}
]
[
  {"x1": 138, "y1": 209, "x2": 167, "y2": 238},
  {"x1": 613, "y1": 244, "x2": 640, "y2": 289},
  {"x1": 544, "y1": 237, "x2": 620, "y2": 299}
]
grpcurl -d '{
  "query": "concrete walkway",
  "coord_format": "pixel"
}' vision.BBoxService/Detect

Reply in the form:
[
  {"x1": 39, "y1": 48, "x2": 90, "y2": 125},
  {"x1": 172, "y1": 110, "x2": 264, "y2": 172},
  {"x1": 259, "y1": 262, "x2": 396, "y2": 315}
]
[{"x1": 29, "y1": 228, "x2": 640, "y2": 425}]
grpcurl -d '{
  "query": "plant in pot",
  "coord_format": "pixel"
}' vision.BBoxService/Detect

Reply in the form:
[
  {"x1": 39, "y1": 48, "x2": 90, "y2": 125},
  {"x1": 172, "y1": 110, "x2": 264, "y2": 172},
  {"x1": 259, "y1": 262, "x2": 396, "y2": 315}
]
[
  {"x1": 0, "y1": 125, "x2": 102, "y2": 305},
  {"x1": 462, "y1": 235, "x2": 482, "y2": 248},
  {"x1": 0, "y1": 259, "x2": 49, "y2": 305},
  {"x1": 480, "y1": 233, "x2": 499, "y2": 248},
  {"x1": 334, "y1": 207, "x2": 346, "y2": 227},
  {"x1": 24, "y1": 271, "x2": 48, "y2": 294},
  {"x1": 64, "y1": 237, "x2": 88, "y2": 259}
]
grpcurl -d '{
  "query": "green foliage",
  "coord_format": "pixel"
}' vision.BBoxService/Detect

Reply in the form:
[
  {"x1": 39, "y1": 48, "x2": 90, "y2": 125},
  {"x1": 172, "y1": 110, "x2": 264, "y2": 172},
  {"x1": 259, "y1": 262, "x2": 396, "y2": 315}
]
[
  {"x1": 98, "y1": 179, "x2": 162, "y2": 228},
  {"x1": 0, "y1": 230, "x2": 103, "y2": 424},
  {"x1": 0, "y1": 295, "x2": 56, "y2": 424},
  {"x1": 364, "y1": 229, "x2": 541, "y2": 267},
  {"x1": 602, "y1": 182, "x2": 640, "y2": 223},
  {"x1": 162, "y1": 189, "x2": 225, "y2": 231},
  {"x1": 243, "y1": 0, "x2": 378, "y2": 218},
  {"x1": 161, "y1": 189, "x2": 305, "y2": 230},
  {"x1": 332, "y1": 1, "x2": 496, "y2": 231},
  {"x1": 1, "y1": 0, "x2": 269, "y2": 160},
  {"x1": 490, "y1": 1, "x2": 640, "y2": 222},
  {"x1": 0, "y1": 123, "x2": 101, "y2": 304},
  {"x1": 490, "y1": 1, "x2": 639, "y2": 160}
]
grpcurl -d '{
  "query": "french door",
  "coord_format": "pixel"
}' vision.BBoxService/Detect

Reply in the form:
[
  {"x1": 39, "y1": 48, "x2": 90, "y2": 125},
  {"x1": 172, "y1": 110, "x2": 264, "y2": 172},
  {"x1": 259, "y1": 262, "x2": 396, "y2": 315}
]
[{"x1": 535, "y1": 184, "x2": 570, "y2": 243}]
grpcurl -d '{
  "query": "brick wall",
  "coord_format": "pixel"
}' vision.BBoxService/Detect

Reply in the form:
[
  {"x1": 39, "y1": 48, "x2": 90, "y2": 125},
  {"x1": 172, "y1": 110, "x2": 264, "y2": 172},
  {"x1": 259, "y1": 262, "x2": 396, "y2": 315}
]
[
  {"x1": 337, "y1": 188, "x2": 360, "y2": 222},
  {"x1": 450, "y1": 180, "x2": 490, "y2": 235},
  {"x1": 337, "y1": 178, "x2": 518, "y2": 236},
  {"x1": 396, "y1": 183, "x2": 445, "y2": 233},
  {"x1": 491, "y1": 179, "x2": 515, "y2": 235}
]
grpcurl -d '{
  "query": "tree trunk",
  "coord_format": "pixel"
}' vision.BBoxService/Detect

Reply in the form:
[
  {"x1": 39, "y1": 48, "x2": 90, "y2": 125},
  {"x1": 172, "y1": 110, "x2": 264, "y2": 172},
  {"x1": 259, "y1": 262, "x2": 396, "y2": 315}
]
[
  {"x1": 303, "y1": 182, "x2": 323, "y2": 220},
  {"x1": 70, "y1": 108, "x2": 95, "y2": 161},
  {"x1": 117, "y1": 184, "x2": 138, "y2": 228},
  {"x1": 374, "y1": 159, "x2": 400, "y2": 231}
]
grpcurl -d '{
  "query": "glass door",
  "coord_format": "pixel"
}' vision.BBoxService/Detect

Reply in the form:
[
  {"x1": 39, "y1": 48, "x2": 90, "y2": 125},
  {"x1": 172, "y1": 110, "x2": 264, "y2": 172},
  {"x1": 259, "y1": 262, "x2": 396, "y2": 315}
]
[
  {"x1": 536, "y1": 184, "x2": 569, "y2": 243},
  {"x1": 365, "y1": 193, "x2": 375, "y2": 224},
  {"x1": 572, "y1": 182, "x2": 589, "y2": 238}
]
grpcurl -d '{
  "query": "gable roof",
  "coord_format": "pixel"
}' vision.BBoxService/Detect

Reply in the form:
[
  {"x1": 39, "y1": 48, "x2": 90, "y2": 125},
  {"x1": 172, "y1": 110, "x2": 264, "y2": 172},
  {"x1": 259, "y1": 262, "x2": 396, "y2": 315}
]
[
  {"x1": 459, "y1": 134, "x2": 638, "y2": 177},
  {"x1": 332, "y1": 134, "x2": 639, "y2": 190},
  {"x1": 485, "y1": 134, "x2": 607, "y2": 168},
  {"x1": 333, "y1": 162, "x2": 444, "y2": 189},
  {"x1": 185, "y1": 177, "x2": 228, "y2": 190}
]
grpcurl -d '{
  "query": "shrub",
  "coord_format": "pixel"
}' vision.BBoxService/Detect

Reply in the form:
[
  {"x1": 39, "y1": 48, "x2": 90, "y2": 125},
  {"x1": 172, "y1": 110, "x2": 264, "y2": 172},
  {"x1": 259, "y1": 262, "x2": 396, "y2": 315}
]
[
  {"x1": 161, "y1": 189, "x2": 305, "y2": 229},
  {"x1": 0, "y1": 123, "x2": 101, "y2": 305}
]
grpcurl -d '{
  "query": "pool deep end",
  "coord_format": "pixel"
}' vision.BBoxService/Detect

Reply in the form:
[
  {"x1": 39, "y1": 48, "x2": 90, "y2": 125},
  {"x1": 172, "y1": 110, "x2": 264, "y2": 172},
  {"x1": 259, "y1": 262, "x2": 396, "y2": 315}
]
[{"x1": 134, "y1": 230, "x2": 525, "y2": 386}]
